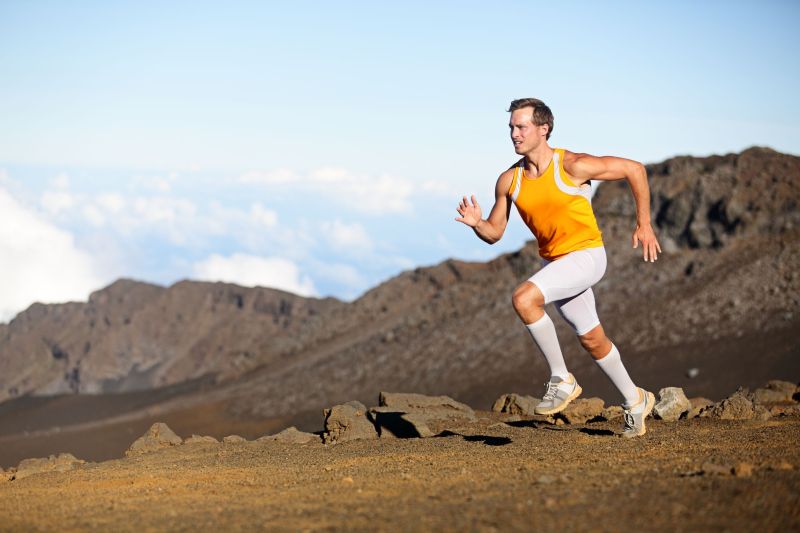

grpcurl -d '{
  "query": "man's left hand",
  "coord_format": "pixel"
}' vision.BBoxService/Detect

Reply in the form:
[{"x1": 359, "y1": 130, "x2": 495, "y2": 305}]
[{"x1": 632, "y1": 223, "x2": 661, "y2": 262}]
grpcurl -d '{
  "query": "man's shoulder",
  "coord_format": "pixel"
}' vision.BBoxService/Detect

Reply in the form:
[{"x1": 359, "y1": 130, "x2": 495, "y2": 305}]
[{"x1": 561, "y1": 149, "x2": 590, "y2": 164}]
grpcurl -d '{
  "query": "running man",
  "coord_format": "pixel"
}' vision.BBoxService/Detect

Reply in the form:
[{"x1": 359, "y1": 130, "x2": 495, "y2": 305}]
[{"x1": 456, "y1": 98, "x2": 661, "y2": 437}]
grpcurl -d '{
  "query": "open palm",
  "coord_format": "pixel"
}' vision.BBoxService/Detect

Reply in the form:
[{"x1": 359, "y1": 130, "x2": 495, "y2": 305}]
[{"x1": 455, "y1": 195, "x2": 482, "y2": 227}]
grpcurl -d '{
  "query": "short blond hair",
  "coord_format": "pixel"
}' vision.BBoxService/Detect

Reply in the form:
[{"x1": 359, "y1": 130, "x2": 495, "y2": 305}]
[{"x1": 508, "y1": 98, "x2": 554, "y2": 140}]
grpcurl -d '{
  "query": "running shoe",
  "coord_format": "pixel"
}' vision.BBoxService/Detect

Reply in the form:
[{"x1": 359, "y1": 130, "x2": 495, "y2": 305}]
[
  {"x1": 534, "y1": 373, "x2": 582, "y2": 415},
  {"x1": 621, "y1": 388, "x2": 656, "y2": 438}
]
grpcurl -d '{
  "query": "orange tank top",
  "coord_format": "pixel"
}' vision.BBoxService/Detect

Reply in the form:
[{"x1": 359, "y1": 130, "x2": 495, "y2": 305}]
[{"x1": 508, "y1": 148, "x2": 604, "y2": 260}]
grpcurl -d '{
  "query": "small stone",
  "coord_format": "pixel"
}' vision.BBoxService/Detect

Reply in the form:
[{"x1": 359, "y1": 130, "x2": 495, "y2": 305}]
[
  {"x1": 733, "y1": 462, "x2": 754, "y2": 478},
  {"x1": 13, "y1": 453, "x2": 85, "y2": 480},
  {"x1": 654, "y1": 387, "x2": 691, "y2": 421},
  {"x1": 701, "y1": 462, "x2": 733, "y2": 476},
  {"x1": 125, "y1": 423, "x2": 183, "y2": 457},
  {"x1": 686, "y1": 368, "x2": 700, "y2": 379},
  {"x1": 342, "y1": 476, "x2": 354, "y2": 484},
  {"x1": 322, "y1": 401, "x2": 378, "y2": 444},
  {"x1": 492, "y1": 393, "x2": 540, "y2": 416},
  {"x1": 767, "y1": 461, "x2": 793, "y2": 471},
  {"x1": 752, "y1": 380, "x2": 797, "y2": 404},
  {"x1": 223, "y1": 435, "x2": 247, "y2": 444},
  {"x1": 687, "y1": 397, "x2": 714, "y2": 419},
  {"x1": 257, "y1": 426, "x2": 319, "y2": 444},
  {"x1": 555, "y1": 397, "x2": 605, "y2": 425},
  {"x1": 753, "y1": 405, "x2": 772, "y2": 421},
  {"x1": 706, "y1": 390, "x2": 755, "y2": 420},
  {"x1": 601, "y1": 405, "x2": 624, "y2": 420},
  {"x1": 769, "y1": 404, "x2": 800, "y2": 417}
]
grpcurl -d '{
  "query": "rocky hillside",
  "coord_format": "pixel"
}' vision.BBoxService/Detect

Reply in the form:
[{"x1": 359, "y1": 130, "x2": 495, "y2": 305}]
[{"x1": 0, "y1": 147, "x2": 798, "y2": 432}]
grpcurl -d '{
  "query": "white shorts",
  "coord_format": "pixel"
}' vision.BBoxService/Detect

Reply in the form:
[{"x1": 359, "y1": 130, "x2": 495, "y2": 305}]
[{"x1": 528, "y1": 246, "x2": 607, "y2": 336}]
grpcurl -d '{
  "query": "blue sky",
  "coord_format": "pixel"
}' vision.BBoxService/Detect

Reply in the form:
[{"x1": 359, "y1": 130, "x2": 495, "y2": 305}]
[{"x1": 1, "y1": 1, "x2": 798, "y2": 320}]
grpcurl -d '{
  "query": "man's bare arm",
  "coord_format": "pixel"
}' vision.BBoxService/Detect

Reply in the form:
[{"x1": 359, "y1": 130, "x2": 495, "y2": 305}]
[
  {"x1": 455, "y1": 170, "x2": 513, "y2": 244},
  {"x1": 565, "y1": 152, "x2": 662, "y2": 262}
]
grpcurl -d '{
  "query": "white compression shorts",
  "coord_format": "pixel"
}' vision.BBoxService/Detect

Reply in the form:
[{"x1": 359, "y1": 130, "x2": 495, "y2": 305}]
[{"x1": 527, "y1": 246, "x2": 607, "y2": 336}]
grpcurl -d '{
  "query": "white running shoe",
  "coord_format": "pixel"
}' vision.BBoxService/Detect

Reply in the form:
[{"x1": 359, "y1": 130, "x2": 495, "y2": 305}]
[
  {"x1": 621, "y1": 388, "x2": 656, "y2": 438},
  {"x1": 534, "y1": 373, "x2": 582, "y2": 415}
]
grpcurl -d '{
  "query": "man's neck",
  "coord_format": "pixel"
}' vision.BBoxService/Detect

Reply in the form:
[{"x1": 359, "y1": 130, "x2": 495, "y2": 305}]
[{"x1": 524, "y1": 143, "x2": 554, "y2": 176}]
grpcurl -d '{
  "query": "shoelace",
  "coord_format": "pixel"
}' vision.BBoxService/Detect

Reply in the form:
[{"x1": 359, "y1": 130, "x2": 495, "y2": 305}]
[
  {"x1": 623, "y1": 411, "x2": 635, "y2": 430},
  {"x1": 542, "y1": 382, "x2": 559, "y2": 401}
]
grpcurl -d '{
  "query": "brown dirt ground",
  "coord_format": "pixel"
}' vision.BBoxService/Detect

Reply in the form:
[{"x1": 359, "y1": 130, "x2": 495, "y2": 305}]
[{"x1": 1, "y1": 413, "x2": 798, "y2": 531}]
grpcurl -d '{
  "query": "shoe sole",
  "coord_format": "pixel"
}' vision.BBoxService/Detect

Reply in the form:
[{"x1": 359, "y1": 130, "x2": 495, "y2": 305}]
[
  {"x1": 622, "y1": 391, "x2": 656, "y2": 438},
  {"x1": 534, "y1": 384, "x2": 583, "y2": 416}
]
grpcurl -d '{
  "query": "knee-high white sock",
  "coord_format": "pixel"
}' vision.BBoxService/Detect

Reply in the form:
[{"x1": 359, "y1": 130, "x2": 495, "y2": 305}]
[
  {"x1": 525, "y1": 314, "x2": 569, "y2": 379},
  {"x1": 595, "y1": 344, "x2": 639, "y2": 406}
]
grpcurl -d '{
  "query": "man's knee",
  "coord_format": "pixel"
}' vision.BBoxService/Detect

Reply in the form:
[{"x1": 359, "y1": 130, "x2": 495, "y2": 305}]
[{"x1": 512, "y1": 282, "x2": 544, "y2": 314}]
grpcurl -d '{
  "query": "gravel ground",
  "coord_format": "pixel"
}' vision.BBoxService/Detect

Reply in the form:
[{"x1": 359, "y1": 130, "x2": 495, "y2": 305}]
[{"x1": 1, "y1": 413, "x2": 798, "y2": 531}]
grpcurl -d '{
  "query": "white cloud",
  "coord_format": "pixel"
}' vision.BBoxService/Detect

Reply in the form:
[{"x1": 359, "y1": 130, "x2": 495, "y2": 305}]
[
  {"x1": 421, "y1": 180, "x2": 457, "y2": 197},
  {"x1": 95, "y1": 193, "x2": 126, "y2": 213},
  {"x1": 192, "y1": 253, "x2": 317, "y2": 297},
  {"x1": 237, "y1": 167, "x2": 415, "y2": 214},
  {"x1": 82, "y1": 204, "x2": 106, "y2": 227},
  {"x1": 250, "y1": 203, "x2": 278, "y2": 228},
  {"x1": 239, "y1": 168, "x2": 298, "y2": 185},
  {"x1": 52, "y1": 173, "x2": 70, "y2": 189},
  {"x1": 133, "y1": 173, "x2": 177, "y2": 192},
  {"x1": 41, "y1": 190, "x2": 76, "y2": 214},
  {"x1": 0, "y1": 186, "x2": 103, "y2": 322},
  {"x1": 320, "y1": 219, "x2": 372, "y2": 250}
]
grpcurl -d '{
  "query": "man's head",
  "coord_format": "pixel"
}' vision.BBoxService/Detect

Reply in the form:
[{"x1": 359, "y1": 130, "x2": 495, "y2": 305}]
[{"x1": 508, "y1": 98, "x2": 553, "y2": 140}]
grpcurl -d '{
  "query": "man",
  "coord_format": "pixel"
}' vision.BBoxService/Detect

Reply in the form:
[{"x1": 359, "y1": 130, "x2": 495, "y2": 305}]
[{"x1": 455, "y1": 98, "x2": 661, "y2": 437}]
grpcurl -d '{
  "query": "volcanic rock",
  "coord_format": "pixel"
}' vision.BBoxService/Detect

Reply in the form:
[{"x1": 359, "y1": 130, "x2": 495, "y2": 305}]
[
  {"x1": 322, "y1": 401, "x2": 377, "y2": 444},
  {"x1": 700, "y1": 462, "x2": 733, "y2": 476},
  {"x1": 379, "y1": 392, "x2": 475, "y2": 416},
  {"x1": 733, "y1": 462, "x2": 754, "y2": 478},
  {"x1": 125, "y1": 422, "x2": 183, "y2": 457},
  {"x1": 654, "y1": 387, "x2": 690, "y2": 421},
  {"x1": 705, "y1": 389, "x2": 756, "y2": 420},
  {"x1": 751, "y1": 380, "x2": 798, "y2": 404},
  {"x1": 769, "y1": 404, "x2": 800, "y2": 417},
  {"x1": 370, "y1": 392, "x2": 477, "y2": 438},
  {"x1": 687, "y1": 397, "x2": 714, "y2": 419},
  {"x1": 556, "y1": 398, "x2": 605, "y2": 425},
  {"x1": 601, "y1": 405, "x2": 624, "y2": 420},
  {"x1": 492, "y1": 394, "x2": 539, "y2": 416},
  {"x1": 258, "y1": 426, "x2": 319, "y2": 444},
  {"x1": 184, "y1": 435, "x2": 219, "y2": 444},
  {"x1": 13, "y1": 453, "x2": 85, "y2": 481}
]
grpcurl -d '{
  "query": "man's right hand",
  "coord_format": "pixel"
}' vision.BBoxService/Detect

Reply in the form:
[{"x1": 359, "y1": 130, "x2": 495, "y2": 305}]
[{"x1": 455, "y1": 195, "x2": 482, "y2": 228}]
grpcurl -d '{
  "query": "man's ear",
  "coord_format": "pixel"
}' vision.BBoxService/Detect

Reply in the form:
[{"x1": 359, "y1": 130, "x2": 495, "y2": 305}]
[{"x1": 540, "y1": 124, "x2": 550, "y2": 137}]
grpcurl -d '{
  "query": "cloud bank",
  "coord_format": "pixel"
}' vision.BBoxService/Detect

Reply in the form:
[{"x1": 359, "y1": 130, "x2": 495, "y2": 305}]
[{"x1": 0, "y1": 186, "x2": 104, "y2": 322}]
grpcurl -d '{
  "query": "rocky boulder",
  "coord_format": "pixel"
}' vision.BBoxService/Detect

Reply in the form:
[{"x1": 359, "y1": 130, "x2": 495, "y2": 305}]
[
  {"x1": 13, "y1": 453, "x2": 85, "y2": 481},
  {"x1": 687, "y1": 397, "x2": 714, "y2": 419},
  {"x1": 555, "y1": 398, "x2": 605, "y2": 425},
  {"x1": 322, "y1": 401, "x2": 378, "y2": 444},
  {"x1": 751, "y1": 380, "x2": 798, "y2": 404},
  {"x1": 704, "y1": 389, "x2": 756, "y2": 420},
  {"x1": 125, "y1": 422, "x2": 183, "y2": 457},
  {"x1": 370, "y1": 392, "x2": 477, "y2": 438},
  {"x1": 654, "y1": 387, "x2": 691, "y2": 421},
  {"x1": 601, "y1": 405, "x2": 624, "y2": 420},
  {"x1": 492, "y1": 394, "x2": 540, "y2": 416},
  {"x1": 258, "y1": 426, "x2": 319, "y2": 444}
]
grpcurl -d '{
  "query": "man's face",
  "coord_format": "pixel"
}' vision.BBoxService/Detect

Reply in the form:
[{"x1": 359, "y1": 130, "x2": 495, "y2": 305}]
[{"x1": 509, "y1": 108, "x2": 547, "y2": 154}]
